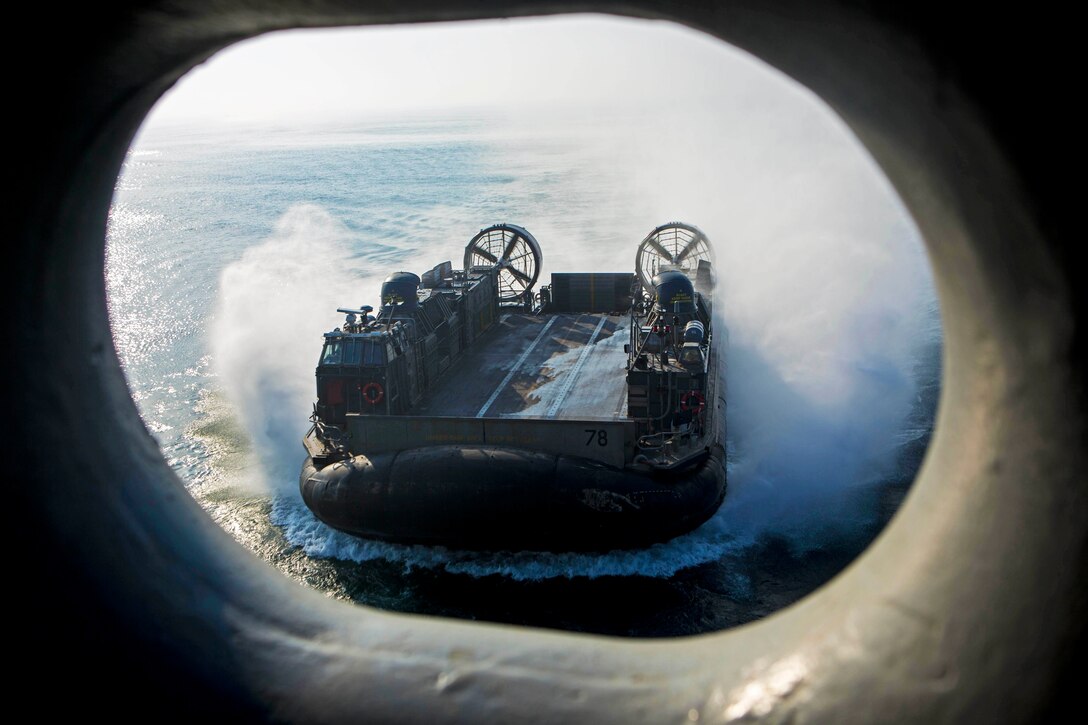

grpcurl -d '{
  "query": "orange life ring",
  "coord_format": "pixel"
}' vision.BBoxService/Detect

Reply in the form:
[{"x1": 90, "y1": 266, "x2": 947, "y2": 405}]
[
  {"x1": 361, "y1": 381, "x2": 384, "y2": 405},
  {"x1": 680, "y1": 390, "x2": 705, "y2": 414}
]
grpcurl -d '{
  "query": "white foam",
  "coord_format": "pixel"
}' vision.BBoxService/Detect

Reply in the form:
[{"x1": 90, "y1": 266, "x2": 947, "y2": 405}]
[{"x1": 210, "y1": 204, "x2": 382, "y2": 492}]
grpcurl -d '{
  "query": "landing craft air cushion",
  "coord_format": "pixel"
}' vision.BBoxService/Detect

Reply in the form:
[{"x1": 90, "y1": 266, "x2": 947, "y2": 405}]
[{"x1": 300, "y1": 222, "x2": 726, "y2": 551}]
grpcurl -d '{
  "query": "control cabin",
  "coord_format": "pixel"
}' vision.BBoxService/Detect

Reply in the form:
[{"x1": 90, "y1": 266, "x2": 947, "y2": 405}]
[{"x1": 314, "y1": 262, "x2": 498, "y2": 424}]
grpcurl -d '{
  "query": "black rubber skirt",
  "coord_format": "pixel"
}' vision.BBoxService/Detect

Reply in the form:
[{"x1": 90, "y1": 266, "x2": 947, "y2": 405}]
[{"x1": 300, "y1": 444, "x2": 726, "y2": 552}]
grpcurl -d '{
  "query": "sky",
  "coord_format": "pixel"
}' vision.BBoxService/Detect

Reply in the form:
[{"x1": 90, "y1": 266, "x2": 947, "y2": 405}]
[{"x1": 147, "y1": 14, "x2": 794, "y2": 125}]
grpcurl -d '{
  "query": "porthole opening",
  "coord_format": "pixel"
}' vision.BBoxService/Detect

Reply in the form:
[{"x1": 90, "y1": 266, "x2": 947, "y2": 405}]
[{"x1": 106, "y1": 14, "x2": 941, "y2": 637}]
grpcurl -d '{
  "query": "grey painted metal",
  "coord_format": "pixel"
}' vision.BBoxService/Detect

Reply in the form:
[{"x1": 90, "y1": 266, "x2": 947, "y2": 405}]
[
  {"x1": 545, "y1": 315, "x2": 608, "y2": 417},
  {"x1": 349, "y1": 414, "x2": 635, "y2": 467},
  {"x1": 9, "y1": 0, "x2": 1083, "y2": 722},
  {"x1": 475, "y1": 315, "x2": 557, "y2": 417},
  {"x1": 414, "y1": 312, "x2": 628, "y2": 420},
  {"x1": 452, "y1": 313, "x2": 627, "y2": 420},
  {"x1": 349, "y1": 414, "x2": 482, "y2": 453},
  {"x1": 549, "y1": 272, "x2": 635, "y2": 313}
]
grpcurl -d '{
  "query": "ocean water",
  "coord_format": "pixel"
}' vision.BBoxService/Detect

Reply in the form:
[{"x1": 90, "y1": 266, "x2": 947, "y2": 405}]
[{"x1": 107, "y1": 100, "x2": 940, "y2": 637}]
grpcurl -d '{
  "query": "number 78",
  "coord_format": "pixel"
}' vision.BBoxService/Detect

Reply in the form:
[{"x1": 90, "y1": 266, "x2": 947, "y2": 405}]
[{"x1": 584, "y1": 429, "x2": 608, "y2": 446}]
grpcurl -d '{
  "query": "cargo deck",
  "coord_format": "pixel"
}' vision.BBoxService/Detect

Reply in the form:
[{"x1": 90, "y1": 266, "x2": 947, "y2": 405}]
[{"x1": 412, "y1": 312, "x2": 630, "y2": 421}]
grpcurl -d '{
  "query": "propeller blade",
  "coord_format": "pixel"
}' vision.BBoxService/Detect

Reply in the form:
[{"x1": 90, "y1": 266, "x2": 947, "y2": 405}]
[
  {"x1": 508, "y1": 267, "x2": 533, "y2": 284},
  {"x1": 645, "y1": 236, "x2": 674, "y2": 263},
  {"x1": 501, "y1": 232, "x2": 521, "y2": 261},
  {"x1": 675, "y1": 236, "x2": 702, "y2": 263},
  {"x1": 505, "y1": 250, "x2": 534, "y2": 264},
  {"x1": 472, "y1": 247, "x2": 499, "y2": 264}
]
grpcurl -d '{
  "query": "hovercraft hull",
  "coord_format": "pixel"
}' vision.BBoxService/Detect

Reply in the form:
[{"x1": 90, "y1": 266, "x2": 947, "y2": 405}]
[{"x1": 300, "y1": 222, "x2": 725, "y2": 552}]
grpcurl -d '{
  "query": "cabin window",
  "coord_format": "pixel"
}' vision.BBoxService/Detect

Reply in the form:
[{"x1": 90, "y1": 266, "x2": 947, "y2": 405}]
[
  {"x1": 343, "y1": 339, "x2": 363, "y2": 366},
  {"x1": 361, "y1": 340, "x2": 386, "y2": 367},
  {"x1": 320, "y1": 340, "x2": 342, "y2": 365}
]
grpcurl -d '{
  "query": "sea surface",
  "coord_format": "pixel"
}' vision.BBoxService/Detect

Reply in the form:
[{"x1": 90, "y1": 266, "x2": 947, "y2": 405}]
[{"x1": 107, "y1": 102, "x2": 941, "y2": 637}]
